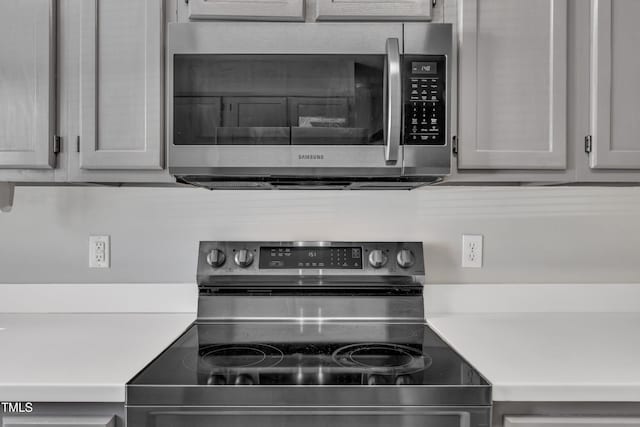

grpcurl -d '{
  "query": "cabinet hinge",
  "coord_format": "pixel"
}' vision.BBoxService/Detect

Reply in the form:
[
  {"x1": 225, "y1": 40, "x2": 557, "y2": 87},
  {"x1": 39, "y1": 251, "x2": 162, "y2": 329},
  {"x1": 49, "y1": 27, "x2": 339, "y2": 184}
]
[
  {"x1": 52, "y1": 135, "x2": 62, "y2": 154},
  {"x1": 585, "y1": 135, "x2": 593, "y2": 154},
  {"x1": 452, "y1": 136, "x2": 458, "y2": 155}
]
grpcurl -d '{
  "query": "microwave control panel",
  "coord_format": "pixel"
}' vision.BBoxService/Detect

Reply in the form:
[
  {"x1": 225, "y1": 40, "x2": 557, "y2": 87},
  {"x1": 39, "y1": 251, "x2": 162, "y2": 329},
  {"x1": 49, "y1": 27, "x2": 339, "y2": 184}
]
[{"x1": 403, "y1": 56, "x2": 446, "y2": 146}]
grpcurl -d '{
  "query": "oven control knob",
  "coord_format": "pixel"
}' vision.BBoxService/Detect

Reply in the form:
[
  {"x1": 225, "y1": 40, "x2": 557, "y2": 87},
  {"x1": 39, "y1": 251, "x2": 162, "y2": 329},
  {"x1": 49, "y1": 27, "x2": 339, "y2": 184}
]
[
  {"x1": 206, "y1": 249, "x2": 226, "y2": 268},
  {"x1": 396, "y1": 249, "x2": 416, "y2": 269},
  {"x1": 235, "y1": 374, "x2": 254, "y2": 386},
  {"x1": 395, "y1": 375, "x2": 413, "y2": 385},
  {"x1": 207, "y1": 374, "x2": 226, "y2": 385},
  {"x1": 367, "y1": 374, "x2": 385, "y2": 385},
  {"x1": 234, "y1": 249, "x2": 254, "y2": 268},
  {"x1": 368, "y1": 250, "x2": 388, "y2": 269}
]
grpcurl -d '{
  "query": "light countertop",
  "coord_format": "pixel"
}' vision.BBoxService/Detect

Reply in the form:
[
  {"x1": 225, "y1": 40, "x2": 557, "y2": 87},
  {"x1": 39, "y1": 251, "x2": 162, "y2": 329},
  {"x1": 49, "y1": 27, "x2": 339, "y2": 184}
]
[
  {"x1": 425, "y1": 284, "x2": 640, "y2": 402},
  {"x1": 428, "y1": 312, "x2": 640, "y2": 402},
  {"x1": 0, "y1": 283, "x2": 197, "y2": 402},
  {"x1": 4, "y1": 312, "x2": 638, "y2": 403},
  {"x1": 2, "y1": 283, "x2": 640, "y2": 403},
  {"x1": 0, "y1": 312, "x2": 195, "y2": 402}
]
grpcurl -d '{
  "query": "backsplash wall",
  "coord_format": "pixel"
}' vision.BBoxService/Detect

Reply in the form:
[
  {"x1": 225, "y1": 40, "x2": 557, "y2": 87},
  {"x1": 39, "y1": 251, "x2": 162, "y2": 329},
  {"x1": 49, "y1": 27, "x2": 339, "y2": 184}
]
[{"x1": 0, "y1": 186, "x2": 639, "y2": 284}]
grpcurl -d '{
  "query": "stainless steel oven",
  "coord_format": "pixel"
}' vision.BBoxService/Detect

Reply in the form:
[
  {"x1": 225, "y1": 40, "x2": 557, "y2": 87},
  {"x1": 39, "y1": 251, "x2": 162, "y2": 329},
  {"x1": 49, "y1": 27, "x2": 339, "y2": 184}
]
[
  {"x1": 128, "y1": 408, "x2": 491, "y2": 427},
  {"x1": 127, "y1": 241, "x2": 491, "y2": 427},
  {"x1": 167, "y1": 23, "x2": 453, "y2": 189}
]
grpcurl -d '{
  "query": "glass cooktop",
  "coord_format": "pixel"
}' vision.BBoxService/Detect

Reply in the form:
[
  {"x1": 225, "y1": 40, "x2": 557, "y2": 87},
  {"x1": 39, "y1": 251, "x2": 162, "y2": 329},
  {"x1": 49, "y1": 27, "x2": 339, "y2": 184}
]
[{"x1": 129, "y1": 322, "x2": 488, "y2": 388}]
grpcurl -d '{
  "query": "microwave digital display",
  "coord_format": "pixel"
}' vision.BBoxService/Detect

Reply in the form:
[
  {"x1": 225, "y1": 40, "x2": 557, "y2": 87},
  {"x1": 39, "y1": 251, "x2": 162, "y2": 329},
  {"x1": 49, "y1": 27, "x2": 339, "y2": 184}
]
[{"x1": 411, "y1": 62, "x2": 438, "y2": 75}]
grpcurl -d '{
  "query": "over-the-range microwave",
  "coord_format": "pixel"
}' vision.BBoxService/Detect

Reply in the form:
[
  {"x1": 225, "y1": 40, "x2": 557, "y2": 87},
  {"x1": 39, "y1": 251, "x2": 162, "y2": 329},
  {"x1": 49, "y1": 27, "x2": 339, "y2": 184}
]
[{"x1": 167, "y1": 23, "x2": 453, "y2": 189}]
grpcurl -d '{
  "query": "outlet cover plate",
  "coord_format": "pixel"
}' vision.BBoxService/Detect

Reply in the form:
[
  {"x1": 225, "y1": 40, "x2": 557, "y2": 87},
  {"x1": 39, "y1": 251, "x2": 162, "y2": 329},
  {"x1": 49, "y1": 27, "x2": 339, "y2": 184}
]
[
  {"x1": 462, "y1": 234, "x2": 483, "y2": 268},
  {"x1": 89, "y1": 235, "x2": 110, "y2": 268}
]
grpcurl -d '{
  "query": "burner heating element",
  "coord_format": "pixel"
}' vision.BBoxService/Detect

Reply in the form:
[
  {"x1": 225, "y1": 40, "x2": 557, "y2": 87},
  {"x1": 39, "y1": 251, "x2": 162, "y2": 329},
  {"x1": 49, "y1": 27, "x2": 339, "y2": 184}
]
[
  {"x1": 332, "y1": 343, "x2": 432, "y2": 374},
  {"x1": 200, "y1": 344, "x2": 284, "y2": 369}
]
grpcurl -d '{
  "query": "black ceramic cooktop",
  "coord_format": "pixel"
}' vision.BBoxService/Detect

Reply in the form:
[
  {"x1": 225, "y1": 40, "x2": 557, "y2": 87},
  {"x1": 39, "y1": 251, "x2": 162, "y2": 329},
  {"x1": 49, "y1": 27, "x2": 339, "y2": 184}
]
[{"x1": 129, "y1": 322, "x2": 488, "y2": 388}]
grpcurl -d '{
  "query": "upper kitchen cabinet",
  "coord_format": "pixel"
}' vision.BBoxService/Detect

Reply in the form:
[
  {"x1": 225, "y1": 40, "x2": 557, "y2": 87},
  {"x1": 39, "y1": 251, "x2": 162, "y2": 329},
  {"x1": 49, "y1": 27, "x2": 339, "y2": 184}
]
[
  {"x1": 0, "y1": 0, "x2": 57, "y2": 170},
  {"x1": 588, "y1": 0, "x2": 640, "y2": 170},
  {"x1": 75, "y1": 0, "x2": 164, "y2": 175},
  {"x1": 314, "y1": 0, "x2": 433, "y2": 21},
  {"x1": 187, "y1": 0, "x2": 305, "y2": 21},
  {"x1": 457, "y1": 0, "x2": 568, "y2": 170}
]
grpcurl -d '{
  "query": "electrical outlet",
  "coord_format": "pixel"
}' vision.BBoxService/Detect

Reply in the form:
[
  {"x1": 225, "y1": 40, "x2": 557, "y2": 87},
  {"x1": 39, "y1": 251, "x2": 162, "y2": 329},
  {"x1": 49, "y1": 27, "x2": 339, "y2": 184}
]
[
  {"x1": 462, "y1": 234, "x2": 483, "y2": 268},
  {"x1": 89, "y1": 235, "x2": 110, "y2": 268}
]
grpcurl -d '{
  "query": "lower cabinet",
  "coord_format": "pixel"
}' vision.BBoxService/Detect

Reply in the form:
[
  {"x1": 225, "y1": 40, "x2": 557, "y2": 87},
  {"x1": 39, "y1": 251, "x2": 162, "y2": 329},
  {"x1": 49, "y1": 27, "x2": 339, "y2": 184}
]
[
  {"x1": 505, "y1": 416, "x2": 640, "y2": 427},
  {"x1": 0, "y1": 404, "x2": 122, "y2": 427},
  {"x1": 2, "y1": 416, "x2": 114, "y2": 427},
  {"x1": 495, "y1": 403, "x2": 640, "y2": 427}
]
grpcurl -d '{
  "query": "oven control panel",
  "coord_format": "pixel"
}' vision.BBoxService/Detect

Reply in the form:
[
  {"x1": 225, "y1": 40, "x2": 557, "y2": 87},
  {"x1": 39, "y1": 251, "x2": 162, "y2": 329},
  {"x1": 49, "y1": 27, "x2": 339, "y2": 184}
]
[
  {"x1": 197, "y1": 241, "x2": 425, "y2": 284},
  {"x1": 403, "y1": 56, "x2": 446, "y2": 146},
  {"x1": 259, "y1": 246, "x2": 362, "y2": 269}
]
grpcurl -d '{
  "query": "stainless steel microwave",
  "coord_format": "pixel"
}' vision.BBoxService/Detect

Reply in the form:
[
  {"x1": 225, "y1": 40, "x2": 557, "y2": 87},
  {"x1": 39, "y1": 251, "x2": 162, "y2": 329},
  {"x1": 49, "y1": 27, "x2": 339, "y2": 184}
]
[{"x1": 167, "y1": 23, "x2": 453, "y2": 189}]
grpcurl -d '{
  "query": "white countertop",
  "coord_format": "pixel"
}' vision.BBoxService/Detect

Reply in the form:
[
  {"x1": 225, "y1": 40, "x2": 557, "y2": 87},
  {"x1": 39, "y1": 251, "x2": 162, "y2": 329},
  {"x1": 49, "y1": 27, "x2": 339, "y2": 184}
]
[
  {"x1": 425, "y1": 284, "x2": 640, "y2": 402},
  {"x1": 0, "y1": 283, "x2": 198, "y2": 402},
  {"x1": 2, "y1": 283, "x2": 640, "y2": 403},
  {"x1": 428, "y1": 312, "x2": 640, "y2": 402},
  {"x1": 0, "y1": 313, "x2": 195, "y2": 402}
]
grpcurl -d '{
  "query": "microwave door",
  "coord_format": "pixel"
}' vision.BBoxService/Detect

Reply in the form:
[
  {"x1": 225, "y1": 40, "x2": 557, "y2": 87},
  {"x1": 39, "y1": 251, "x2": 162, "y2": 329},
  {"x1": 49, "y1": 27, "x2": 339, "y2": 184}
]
[{"x1": 167, "y1": 23, "x2": 405, "y2": 177}]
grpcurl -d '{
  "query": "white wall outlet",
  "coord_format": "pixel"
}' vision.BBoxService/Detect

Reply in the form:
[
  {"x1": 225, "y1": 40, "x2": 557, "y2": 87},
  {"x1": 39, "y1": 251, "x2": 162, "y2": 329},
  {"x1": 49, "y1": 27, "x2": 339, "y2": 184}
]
[
  {"x1": 462, "y1": 234, "x2": 483, "y2": 268},
  {"x1": 89, "y1": 235, "x2": 110, "y2": 268}
]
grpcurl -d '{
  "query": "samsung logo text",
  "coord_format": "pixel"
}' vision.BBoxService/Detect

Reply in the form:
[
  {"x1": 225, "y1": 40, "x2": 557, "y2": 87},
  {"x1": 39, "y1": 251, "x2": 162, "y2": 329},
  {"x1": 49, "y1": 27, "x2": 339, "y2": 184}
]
[{"x1": 298, "y1": 154, "x2": 324, "y2": 160}]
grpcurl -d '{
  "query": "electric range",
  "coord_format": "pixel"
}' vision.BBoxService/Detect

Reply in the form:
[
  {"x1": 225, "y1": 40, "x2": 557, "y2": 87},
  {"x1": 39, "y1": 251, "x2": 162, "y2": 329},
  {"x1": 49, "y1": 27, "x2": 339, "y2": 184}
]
[{"x1": 127, "y1": 241, "x2": 491, "y2": 427}]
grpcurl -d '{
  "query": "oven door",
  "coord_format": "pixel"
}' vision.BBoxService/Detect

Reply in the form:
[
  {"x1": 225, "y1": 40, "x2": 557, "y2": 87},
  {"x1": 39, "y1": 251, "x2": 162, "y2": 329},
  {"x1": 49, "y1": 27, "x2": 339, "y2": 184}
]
[
  {"x1": 167, "y1": 22, "x2": 404, "y2": 178},
  {"x1": 128, "y1": 407, "x2": 491, "y2": 427}
]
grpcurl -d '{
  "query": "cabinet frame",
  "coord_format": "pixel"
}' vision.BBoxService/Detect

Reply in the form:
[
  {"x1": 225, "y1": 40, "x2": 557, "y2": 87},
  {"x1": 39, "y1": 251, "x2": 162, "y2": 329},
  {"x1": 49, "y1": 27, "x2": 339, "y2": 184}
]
[
  {"x1": 505, "y1": 416, "x2": 640, "y2": 427},
  {"x1": 493, "y1": 402, "x2": 640, "y2": 427},
  {"x1": 79, "y1": 0, "x2": 163, "y2": 170},
  {"x1": 457, "y1": 0, "x2": 568, "y2": 170},
  {"x1": 2, "y1": 416, "x2": 114, "y2": 427},
  {"x1": 589, "y1": 0, "x2": 640, "y2": 169},
  {"x1": 188, "y1": 0, "x2": 305, "y2": 21},
  {"x1": 0, "y1": 0, "x2": 57, "y2": 170},
  {"x1": 314, "y1": 0, "x2": 433, "y2": 21}
]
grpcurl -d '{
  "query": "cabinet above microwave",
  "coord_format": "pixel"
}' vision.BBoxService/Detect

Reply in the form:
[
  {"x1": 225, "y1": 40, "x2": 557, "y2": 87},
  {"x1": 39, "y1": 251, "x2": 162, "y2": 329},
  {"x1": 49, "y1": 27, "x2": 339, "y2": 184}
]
[{"x1": 182, "y1": 0, "x2": 434, "y2": 23}]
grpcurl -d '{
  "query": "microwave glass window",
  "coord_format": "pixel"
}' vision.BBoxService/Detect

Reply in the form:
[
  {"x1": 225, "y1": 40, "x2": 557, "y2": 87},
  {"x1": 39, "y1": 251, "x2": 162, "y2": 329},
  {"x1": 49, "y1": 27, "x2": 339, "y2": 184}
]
[{"x1": 173, "y1": 55, "x2": 384, "y2": 146}]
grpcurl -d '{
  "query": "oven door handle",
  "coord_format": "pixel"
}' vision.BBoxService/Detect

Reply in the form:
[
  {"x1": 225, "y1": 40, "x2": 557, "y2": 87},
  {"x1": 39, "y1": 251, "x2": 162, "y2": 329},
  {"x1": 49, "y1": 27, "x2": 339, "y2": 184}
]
[{"x1": 384, "y1": 37, "x2": 402, "y2": 164}]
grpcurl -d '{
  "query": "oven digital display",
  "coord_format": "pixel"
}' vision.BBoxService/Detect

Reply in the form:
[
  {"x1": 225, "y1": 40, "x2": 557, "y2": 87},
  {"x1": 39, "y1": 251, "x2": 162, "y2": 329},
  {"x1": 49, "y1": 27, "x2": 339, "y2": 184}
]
[{"x1": 259, "y1": 247, "x2": 362, "y2": 269}]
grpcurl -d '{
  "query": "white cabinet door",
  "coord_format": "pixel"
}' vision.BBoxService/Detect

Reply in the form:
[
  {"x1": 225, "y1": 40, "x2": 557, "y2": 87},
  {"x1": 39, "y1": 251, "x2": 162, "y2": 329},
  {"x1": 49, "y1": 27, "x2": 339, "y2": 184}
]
[
  {"x1": 2, "y1": 416, "x2": 114, "y2": 427},
  {"x1": 188, "y1": 0, "x2": 305, "y2": 21},
  {"x1": 79, "y1": 0, "x2": 163, "y2": 170},
  {"x1": 458, "y1": 0, "x2": 568, "y2": 170},
  {"x1": 0, "y1": 0, "x2": 56, "y2": 169},
  {"x1": 589, "y1": 0, "x2": 640, "y2": 169},
  {"x1": 504, "y1": 416, "x2": 640, "y2": 427},
  {"x1": 314, "y1": 0, "x2": 432, "y2": 21}
]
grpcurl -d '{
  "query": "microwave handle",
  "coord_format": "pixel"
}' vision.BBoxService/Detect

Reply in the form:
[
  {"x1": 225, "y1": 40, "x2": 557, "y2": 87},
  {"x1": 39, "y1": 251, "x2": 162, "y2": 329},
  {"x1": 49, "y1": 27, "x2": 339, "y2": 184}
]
[{"x1": 384, "y1": 37, "x2": 402, "y2": 163}]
